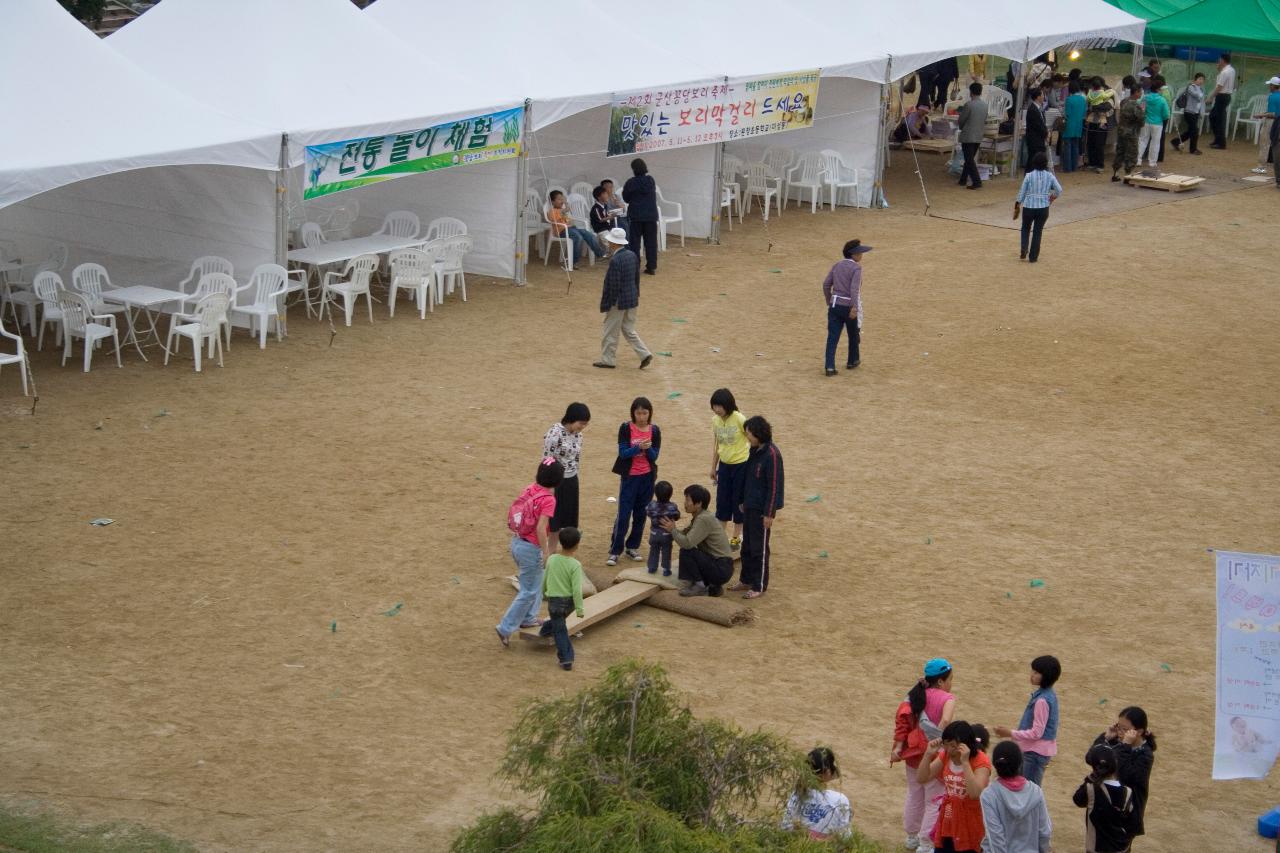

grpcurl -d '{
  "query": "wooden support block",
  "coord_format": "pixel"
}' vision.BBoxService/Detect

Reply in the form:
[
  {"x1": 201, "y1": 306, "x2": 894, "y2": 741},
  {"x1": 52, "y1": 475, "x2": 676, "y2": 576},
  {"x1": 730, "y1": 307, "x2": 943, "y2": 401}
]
[
  {"x1": 518, "y1": 580, "x2": 659, "y2": 640},
  {"x1": 1123, "y1": 171, "x2": 1205, "y2": 192}
]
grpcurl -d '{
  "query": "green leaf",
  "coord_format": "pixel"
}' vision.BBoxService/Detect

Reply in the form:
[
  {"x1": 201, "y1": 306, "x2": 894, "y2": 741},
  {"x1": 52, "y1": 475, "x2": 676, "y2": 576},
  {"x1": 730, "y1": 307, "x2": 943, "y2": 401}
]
[
  {"x1": 805, "y1": 494, "x2": 821, "y2": 503},
  {"x1": 1029, "y1": 579, "x2": 1046, "y2": 588}
]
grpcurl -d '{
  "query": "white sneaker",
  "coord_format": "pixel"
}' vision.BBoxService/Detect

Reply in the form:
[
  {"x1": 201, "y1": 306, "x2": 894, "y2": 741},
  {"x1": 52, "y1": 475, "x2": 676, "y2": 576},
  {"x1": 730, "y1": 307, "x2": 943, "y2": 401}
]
[
  {"x1": 904, "y1": 834, "x2": 920, "y2": 850},
  {"x1": 606, "y1": 554, "x2": 618, "y2": 566},
  {"x1": 625, "y1": 548, "x2": 644, "y2": 561},
  {"x1": 1252, "y1": 167, "x2": 1269, "y2": 174},
  {"x1": 916, "y1": 840, "x2": 934, "y2": 853}
]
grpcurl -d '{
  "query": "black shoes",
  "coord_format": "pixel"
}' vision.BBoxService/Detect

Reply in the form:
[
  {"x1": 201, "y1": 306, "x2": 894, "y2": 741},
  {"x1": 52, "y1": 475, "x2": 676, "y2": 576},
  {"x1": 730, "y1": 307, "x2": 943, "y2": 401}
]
[
  {"x1": 592, "y1": 361, "x2": 615, "y2": 369},
  {"x1": 846, "y1": 360, "x2": 860, "y2": 369},
  {"x1": 679, "y1": 582, "x2": 708, "y2": 597},
  {"x1": 825, "y1": 368, "x2": 838, "y2": 376},
  {"x1": 643, "y1": 269, "x2": 656, "y2": 275},
  {"x1": 639, "y1": 355, "x2": 652, "y2": 369},
  {"x1": 560, "y1": 661, "x2": 573, "y2": 671}
]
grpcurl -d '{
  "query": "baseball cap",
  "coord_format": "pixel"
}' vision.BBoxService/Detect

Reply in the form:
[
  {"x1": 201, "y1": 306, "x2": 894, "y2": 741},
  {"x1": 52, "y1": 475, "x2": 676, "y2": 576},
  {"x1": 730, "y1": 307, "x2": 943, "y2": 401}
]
[
  {"x1": 1268, "y1": 76, "x2": 1280, "y2": 86},
  {"x1": 923, "y1": 657, "x2": 952, "y2": 677}
]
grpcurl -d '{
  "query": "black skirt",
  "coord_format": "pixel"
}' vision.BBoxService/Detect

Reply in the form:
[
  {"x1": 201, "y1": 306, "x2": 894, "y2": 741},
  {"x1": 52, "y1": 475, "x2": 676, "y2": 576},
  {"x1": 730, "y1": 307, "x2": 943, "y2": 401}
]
[{"x1": 550, "y1": 475, "x2": 580, "y2": 532}]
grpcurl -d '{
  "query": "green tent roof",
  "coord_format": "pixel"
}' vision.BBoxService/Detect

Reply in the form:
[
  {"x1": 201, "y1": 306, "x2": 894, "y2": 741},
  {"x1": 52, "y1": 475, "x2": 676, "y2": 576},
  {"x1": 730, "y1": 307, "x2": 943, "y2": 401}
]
[
  {"x1": 1105, "y1": 0, "x2": 1198, "y2": 19},
  {"x1": 1146, "y1": 0, "x2": 1280, "y2": 55}
]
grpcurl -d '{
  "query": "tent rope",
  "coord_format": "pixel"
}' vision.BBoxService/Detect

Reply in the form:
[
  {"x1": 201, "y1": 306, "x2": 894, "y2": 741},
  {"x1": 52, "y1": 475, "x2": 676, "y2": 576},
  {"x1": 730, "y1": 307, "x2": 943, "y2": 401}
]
[{"x1": 527, "y1": 127, "x2": 574, "y2": 293}]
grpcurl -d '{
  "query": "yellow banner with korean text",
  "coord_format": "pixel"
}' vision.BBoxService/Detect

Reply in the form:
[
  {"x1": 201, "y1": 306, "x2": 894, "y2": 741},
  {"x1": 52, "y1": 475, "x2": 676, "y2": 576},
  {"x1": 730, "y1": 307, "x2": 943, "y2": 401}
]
[{"x1": 606, "y1": 70, "x2": 819, "y2": 157}]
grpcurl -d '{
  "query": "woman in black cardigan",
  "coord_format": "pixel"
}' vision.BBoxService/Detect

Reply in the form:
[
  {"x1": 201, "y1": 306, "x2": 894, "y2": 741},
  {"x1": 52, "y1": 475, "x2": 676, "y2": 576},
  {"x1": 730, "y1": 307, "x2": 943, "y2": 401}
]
[
  {"x1": 622, "y1": 158, "x2": 660, "y2": 275},
  {"x1": 607, "y1": 396, "x2": 661, "y2": 566}
]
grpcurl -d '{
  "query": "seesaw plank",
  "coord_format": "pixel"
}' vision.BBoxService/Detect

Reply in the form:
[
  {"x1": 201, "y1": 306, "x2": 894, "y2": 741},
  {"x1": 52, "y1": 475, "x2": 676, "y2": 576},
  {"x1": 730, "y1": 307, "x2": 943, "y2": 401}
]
[
  {"x1": 518, "y1": 580, "x2": 659, "y2": 639},
  {"x1": 1123, "y1": 171, "x2": 1205, "y2": 192}
]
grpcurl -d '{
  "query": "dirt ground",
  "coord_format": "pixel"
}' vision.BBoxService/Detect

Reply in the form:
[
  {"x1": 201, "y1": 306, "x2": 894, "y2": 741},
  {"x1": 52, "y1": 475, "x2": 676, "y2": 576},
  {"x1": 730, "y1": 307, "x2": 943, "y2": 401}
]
[{"x1": 2, "y1": 144, "x2": 1278, "y2": 852}]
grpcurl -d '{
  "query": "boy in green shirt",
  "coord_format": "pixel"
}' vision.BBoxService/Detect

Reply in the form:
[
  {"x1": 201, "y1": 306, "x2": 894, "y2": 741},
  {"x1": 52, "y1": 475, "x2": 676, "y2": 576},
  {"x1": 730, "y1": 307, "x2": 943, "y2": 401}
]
[{"x1": 539, "y1": 527, "x2": 585, "y2": 671}]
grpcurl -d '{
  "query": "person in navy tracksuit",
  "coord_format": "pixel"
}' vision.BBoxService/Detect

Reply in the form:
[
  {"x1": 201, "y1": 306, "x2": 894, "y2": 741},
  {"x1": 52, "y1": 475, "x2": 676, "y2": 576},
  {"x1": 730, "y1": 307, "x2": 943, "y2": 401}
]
[{"x1": 733, "y1": 415, "x2": 784, "y2": 599}]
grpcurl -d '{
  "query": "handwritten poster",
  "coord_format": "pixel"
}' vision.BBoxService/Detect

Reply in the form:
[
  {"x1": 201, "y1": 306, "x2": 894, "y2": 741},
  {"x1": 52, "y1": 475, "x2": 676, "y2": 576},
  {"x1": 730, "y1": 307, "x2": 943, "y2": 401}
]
[
  {"x1": 606, "y1": 70, "x2": 819, "y2": 157},
  {"x1": 1214, "y1": 550, "x2": 1280, "y2": 780},
  {"x1": 304, "y1": 106, "x2": 523, "y2": 199}
]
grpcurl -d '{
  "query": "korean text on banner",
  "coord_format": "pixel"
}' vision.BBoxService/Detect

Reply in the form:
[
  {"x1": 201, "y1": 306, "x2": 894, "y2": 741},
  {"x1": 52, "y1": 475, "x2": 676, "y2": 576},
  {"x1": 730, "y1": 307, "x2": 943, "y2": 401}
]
[
  {"x1": 606, "y1": 71, "x2": 819, "y2": 158},
  {"x1": 1213, "y1": 550, "x2": 1280, "y2": 780},
  {"x1": 305, "y1": 107, "x2": 524, "y2": 200}
]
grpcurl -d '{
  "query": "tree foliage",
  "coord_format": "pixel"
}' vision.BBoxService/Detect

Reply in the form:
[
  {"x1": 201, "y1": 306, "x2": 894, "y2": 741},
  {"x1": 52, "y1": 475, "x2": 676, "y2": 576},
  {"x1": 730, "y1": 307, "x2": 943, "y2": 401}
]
[
  {"x1": 59, "y1": 0, "x2": 108, "y2": 26},
  {"x1": 451, "y1": 660, "x2": 885, "y2": 852}
]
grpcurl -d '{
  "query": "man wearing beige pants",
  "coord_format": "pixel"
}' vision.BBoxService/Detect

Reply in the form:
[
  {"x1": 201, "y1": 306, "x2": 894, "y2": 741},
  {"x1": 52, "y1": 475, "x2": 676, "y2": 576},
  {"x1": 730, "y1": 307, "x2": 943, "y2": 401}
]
[{"x1": 593, "y1": 227, "x2": 653, "y2": 370}]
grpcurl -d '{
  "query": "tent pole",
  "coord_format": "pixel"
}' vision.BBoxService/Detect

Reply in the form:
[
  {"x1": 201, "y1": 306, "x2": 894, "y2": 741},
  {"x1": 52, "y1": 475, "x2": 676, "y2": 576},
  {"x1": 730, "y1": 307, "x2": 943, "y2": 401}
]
[
  {"x1": 514, "y1": 99, "x2": 532, "y2": 285},
  {"x1": 1010, "y1": 38, "x2": 1030, "y2": 181},
  {"x1": 276, "y1": 133, "x2": 288, "y2": 268},
  {"x1": 872, "y1": 56, "x2": 894, "y2": 208},
  {"x1": 711, "y1": 142, "x2": 723, "y2": 245}
]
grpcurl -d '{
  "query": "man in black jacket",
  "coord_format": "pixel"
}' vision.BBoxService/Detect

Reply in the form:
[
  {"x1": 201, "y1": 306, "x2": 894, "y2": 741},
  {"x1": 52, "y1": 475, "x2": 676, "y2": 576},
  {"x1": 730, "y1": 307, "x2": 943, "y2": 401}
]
[
  {"x1": 622, "y1": 158, "x2": 660, "y2": 275},
  {"x1": 1024, "y1": 87, "x2": 1049, "y2": 170},
  {"x1": 593, "y1": 227, "x2": 652, "y2": 369}
]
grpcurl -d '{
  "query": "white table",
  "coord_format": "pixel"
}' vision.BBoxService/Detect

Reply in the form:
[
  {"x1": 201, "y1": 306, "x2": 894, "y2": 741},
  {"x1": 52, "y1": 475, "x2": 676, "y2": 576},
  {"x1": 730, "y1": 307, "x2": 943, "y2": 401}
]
[
  {"x1": 286, "y1": 234, "x2": 428, "y2": 266},
  {"x1": 102, "y1": 285, "x2": 188, "y2": 361}
]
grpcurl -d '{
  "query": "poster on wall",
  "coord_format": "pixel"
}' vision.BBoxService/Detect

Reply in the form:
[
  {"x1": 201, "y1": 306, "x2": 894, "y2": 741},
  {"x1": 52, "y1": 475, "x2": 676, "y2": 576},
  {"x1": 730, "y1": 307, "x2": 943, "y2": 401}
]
[
  {"x1": 606, "y1": 70, "x2": 820, "y2": 157},
  {"x1": 1214, "y1": 549, "x2": 1280, "y2": 780},
  {"x1": 304, "y1": 106, "x2": 524, "y2": 199}
]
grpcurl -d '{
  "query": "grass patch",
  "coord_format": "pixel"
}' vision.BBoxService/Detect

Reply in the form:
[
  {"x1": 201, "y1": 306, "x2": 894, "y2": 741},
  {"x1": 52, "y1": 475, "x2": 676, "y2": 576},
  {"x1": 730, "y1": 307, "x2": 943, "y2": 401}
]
[{"x1": 0, "y1": 805, "x2": 196, "y2": 853}]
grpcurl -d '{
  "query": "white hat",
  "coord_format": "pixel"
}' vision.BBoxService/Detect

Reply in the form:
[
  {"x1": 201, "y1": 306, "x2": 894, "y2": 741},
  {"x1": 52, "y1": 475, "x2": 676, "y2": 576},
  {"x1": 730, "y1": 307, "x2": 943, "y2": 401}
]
[
  {"x1": 601, "y1": 227, "x2": 629, "y2": 246},
  {"x1": 1268, "y1": 76, "x2": 1280, "y2": 87}
]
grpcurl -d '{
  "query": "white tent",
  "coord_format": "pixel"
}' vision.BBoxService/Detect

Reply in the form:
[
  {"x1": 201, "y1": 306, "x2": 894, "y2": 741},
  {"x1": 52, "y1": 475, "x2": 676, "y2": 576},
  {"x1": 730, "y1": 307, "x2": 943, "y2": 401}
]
[
  {"x1": 0, "y1": 0, "x2": 281, "y2": 287},
  {"x1": 109, "y1": 0, "x2": 526, "y2": 278}
]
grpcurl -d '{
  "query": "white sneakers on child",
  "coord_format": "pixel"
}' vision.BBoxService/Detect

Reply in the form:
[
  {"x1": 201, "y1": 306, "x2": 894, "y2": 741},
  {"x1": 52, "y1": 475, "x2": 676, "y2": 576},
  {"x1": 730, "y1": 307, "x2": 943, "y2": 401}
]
[
  {"x1": 606, "y1": 555, "x2": 618, "y2": 566},
  {"x1": 904, "y1": 835, "x2": 919, "y2": 850}
]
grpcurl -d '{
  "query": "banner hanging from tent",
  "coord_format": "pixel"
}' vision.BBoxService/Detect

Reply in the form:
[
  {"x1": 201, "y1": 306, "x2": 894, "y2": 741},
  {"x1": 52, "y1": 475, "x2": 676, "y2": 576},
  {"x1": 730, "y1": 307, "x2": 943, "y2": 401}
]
[
  {"x1": 606, "y1": 70, "x2": 819, "y2": 158},
  {"x1": 304, "y1": 106, "x2": 524, "y2": 199},
  {"x1": 1213, "y1": 549, "x2": 1280, "y2": 780}
]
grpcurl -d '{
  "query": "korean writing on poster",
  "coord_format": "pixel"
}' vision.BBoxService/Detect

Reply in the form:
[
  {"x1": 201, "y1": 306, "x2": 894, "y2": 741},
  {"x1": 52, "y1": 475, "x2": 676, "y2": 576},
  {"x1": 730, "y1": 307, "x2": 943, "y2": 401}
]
[
  {"x1": 607, "y1": 70, "x2": 820, "y2": 158},
  {"x1": 305, "y1": 106, "x2": 523, "y2": 200}
]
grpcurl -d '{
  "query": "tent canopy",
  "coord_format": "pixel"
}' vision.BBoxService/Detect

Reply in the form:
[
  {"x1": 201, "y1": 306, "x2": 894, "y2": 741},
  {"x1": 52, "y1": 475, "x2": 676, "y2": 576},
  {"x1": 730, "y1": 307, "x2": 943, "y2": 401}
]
[
  {"x1": 1105, "y1": 0, "x2": 1199, "y2": 20},
  {"x1": 1146, "y1": 0, "x2": 1280, "y2": 55},
  {"x1": 109, "y1": 0, "x2": 521, "y2": 164},
  {"x1": 0, "y1": 0, "x2": 278, "y2": 209}
]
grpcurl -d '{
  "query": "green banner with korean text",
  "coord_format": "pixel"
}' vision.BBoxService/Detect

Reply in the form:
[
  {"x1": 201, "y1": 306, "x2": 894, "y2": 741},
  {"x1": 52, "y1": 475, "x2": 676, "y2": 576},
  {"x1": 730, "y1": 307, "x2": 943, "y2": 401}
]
[
  {"x1": 304, "y1": 106, "x2": 523, "y2": 200},
  {"x1": 606, "y1": 71, "x2": 819, "y2": 157}
]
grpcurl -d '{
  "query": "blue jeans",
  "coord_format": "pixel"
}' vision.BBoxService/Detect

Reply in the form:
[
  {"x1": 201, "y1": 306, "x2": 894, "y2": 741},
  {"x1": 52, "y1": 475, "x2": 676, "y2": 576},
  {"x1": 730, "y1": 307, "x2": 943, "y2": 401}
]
[
  {"x1": 1062, "y1": 136, "x2": 1081, "y2": 172},
  {"x1": 824, "y1": 304, "x2": 859, "y2": 370},
  {"x1": 647, "y1": 538, "x2": 672, "y2": 572},
  {"x1": 497, "y1": 536, "x2": 543, "y2": 636},
  {"x1": 568, "y1": 227, "x2": 603, "y2": 262},
  {"x1": 610, "y1": 472, "x2": 655, "y2": 555},
  {"x1": 538, "y1": 596, "x2": 574, "y2": 663},
  {"x1": 1021, "y1": 751, "x2": 1051, "y2": 785}
]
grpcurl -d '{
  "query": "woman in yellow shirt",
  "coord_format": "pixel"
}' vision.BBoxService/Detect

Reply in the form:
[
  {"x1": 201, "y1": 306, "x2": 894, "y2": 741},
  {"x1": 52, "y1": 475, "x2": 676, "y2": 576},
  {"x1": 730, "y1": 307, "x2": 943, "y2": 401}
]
[{"x1": 709, "y1": 388, "x2": 748, "y2": 548}]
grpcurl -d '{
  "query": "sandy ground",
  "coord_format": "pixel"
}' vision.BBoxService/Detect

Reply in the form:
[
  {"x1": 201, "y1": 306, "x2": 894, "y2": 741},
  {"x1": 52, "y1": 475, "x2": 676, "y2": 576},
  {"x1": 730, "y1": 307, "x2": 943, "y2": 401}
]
[{"x1": 1, "y1": 143, "x2": 1278, "y2": 852}]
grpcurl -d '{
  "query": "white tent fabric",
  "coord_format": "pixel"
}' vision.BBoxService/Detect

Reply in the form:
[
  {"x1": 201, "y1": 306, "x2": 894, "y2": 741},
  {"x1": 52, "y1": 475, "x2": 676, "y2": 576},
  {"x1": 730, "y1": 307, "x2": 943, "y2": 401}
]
[
  {"x1": 109, "y1": 0, "x2": 527, "y2": 278},
  {"x1": 0, "y1": 0, "x2": 278, "y2": 210}
]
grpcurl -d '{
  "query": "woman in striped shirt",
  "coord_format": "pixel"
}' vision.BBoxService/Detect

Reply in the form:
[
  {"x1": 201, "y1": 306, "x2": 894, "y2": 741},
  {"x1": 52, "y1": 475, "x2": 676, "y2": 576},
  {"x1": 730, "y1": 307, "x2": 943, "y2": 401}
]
[{"x1": 1013, "y1": 152, "x2": 1063, "y2": 264}]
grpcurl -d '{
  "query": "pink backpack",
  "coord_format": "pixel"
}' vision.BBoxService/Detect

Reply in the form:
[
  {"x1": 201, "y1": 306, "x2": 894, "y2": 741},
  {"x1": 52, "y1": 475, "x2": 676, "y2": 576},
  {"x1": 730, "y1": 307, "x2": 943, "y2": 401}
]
[{"x1": 507, "y1": 484, "x2": 550, "y2": 539}]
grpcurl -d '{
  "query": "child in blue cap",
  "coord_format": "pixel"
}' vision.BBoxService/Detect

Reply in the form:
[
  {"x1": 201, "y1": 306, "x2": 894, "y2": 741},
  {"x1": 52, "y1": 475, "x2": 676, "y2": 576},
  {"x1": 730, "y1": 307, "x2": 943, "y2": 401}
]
[{"x1": 892, "y1": 658, "x2": 956, "y2": 852}]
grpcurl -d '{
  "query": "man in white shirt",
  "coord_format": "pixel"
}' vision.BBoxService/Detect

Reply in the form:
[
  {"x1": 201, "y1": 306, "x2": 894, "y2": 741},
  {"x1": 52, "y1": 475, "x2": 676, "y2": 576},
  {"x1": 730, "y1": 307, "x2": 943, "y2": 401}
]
[{"x1": 1208, "y1": 52, "x2": 1236, "y2": 149}]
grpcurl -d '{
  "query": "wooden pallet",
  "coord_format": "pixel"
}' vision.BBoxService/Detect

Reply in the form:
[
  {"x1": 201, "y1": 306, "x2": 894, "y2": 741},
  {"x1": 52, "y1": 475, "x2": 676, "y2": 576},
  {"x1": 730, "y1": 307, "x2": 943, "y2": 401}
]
[
  {"x1": 901, "y1": 138, "x2": 956, "y2": 155},
  {"x1": 518, "y1": 580, "x2": 659, "y2": 640},
  {"x1": 1123, "y1": 171, "x2": 1205, "y2": 192}
]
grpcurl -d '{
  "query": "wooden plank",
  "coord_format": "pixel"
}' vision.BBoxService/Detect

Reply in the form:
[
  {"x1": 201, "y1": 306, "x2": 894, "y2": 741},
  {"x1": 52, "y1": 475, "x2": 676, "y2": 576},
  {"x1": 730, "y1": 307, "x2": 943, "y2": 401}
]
[
  {"x1": 1123, "y1": 171, "x2": 1205, "y2": 192},
  {"x1": 518, "y1": 580, "x2": 659, "y2": 639},
  {"x1": 901, "y1": 138, "x2": 956, "y2": 155}
]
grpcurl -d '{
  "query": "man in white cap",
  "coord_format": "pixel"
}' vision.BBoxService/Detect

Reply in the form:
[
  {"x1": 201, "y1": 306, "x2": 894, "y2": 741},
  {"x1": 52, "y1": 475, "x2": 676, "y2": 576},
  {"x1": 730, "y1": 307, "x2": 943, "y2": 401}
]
[
  {"x1": 593, "y1": 227, "x2": 652, "y2": 369},
  {"x1": 1251, "y1": 76, "x2": 1280, "y2": 183}
]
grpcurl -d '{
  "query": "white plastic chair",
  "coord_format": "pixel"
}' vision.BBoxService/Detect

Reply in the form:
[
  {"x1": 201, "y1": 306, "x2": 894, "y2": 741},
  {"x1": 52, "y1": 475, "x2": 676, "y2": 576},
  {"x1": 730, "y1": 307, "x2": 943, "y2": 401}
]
[
  {"x1": 1233, "y1": 94, "x2": 1267, "y2": 142},
  {"x1": 177, "y1": 256, "x2": 233, "y2": 295},
  {"x1": 3, "y1": 260, "x2": 55, "y2": 334},
  {"x1": 70, "y1": 263, "x2": 128, "y2": 322},
  {"x1": 178, "y1": 272, "x2": 237, "y2": 352},
  {"x1": 376, "y1": 211, "x2": 421, "y2": 239},
  {"x1": 720, "y1": 183, "x2": 740, "y2": 230},
  {"x1": 655, "y1": 187, "x2": 684, "y2": 250},
  {"x1": 320, "y1": 255, "x2": 377, "y2": 326},
  {"x1": 165, "y1": 292, "x2": 229, "y2": 372},
  {"x1": 432, "y1": 235, "x2": 471, "y2": 304},
  {"x1": 566, "y1": 194, "x2": 598, "y2": 267},
  {"x1": 744, "y1": 163, "x2": 783, "y2": 220},
  {"x1": 820, "y1": 150, "x2": 861, "y2": 210},
  {"x1": 232, "y1": 264, "x2": 291, "y2": 346},
  {"x1": 981, "y1": 86, "x2": 1013, "y2": 122},
  {"x1": 0, "y1": 315, "x2": 30, "y2": 395},
  {"x1": 763, "y1": 146, "x2": 795, "y2": 199},
  {"x1": 388, "y1": 247, "x2": 439, "y2": 319},
  {"x1": 56, "y1": 290, "x2": 121, "y2": 372},
  {"x1": 32, "y1": 270, "x2": 65, "y2": 351},
  {"x1": 425, "y1": 217, "x2": 467, "y2": 242},
  {"x1": 786, "y1": 153, "x2": 828, "y2": 213},
  {"x1": 524, "y1": 190, "x2": 548, "y2": 261}
]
